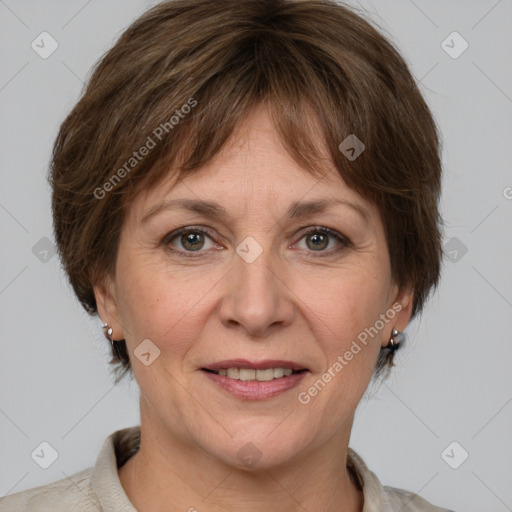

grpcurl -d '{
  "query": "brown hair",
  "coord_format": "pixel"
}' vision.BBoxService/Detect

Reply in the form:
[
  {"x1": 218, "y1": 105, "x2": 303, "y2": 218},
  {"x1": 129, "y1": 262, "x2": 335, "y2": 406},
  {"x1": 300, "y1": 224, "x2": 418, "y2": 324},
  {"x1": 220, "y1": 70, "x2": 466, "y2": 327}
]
[{"x1": 50, "y1": 0, "x2": 443, "y2": 383}]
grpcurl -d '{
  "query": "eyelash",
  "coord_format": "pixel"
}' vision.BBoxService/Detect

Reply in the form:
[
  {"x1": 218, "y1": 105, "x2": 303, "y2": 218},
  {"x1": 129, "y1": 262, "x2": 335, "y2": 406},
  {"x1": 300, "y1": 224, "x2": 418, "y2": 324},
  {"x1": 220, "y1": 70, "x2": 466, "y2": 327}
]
[{"x1": 162, "y1": 226, "x2": 350, "y2": 259}]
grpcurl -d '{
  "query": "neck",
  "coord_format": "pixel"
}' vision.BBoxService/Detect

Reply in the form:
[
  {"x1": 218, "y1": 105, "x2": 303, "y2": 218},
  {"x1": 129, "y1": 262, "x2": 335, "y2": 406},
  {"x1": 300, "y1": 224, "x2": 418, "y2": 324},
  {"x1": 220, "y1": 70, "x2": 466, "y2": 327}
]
[{"x1": 118, "y1": 406, "x2": 364, "y2": 512}]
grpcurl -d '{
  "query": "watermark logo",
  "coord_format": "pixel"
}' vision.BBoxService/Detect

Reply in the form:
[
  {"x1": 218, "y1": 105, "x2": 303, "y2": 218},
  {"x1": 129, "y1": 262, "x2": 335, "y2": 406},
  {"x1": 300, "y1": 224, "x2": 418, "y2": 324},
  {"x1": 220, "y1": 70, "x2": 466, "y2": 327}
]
[
  {"x1": 236, "y1": 236, "x2": 263, "y2": 263},
  {"x1": 31, "y1": 31, "x2": 59, "y2": 59},
  {"x1": 441, "y1": 31, "x2": 469, "y2": 59},
  {"x1": 338, "y1": 134, "x2": 365, "y2": 161},
  {"x1": 441, "y1": 441, "x2": 469, "y2": 469},
  {"x1": 237, "y1": 442, "x2": 262, "y2": 468},
  {"x1": 32, "y1": 237, "x2": 57, "y2": 263},
  {"x1": 444, "y1": 237, "x2": 468, "y2": 263},
  {"x1": 31, "y1": 441, "x2": 59, "y2": 469},
  {"x1": 134, "y1": 338, "x2": 161, "y2": 366}
]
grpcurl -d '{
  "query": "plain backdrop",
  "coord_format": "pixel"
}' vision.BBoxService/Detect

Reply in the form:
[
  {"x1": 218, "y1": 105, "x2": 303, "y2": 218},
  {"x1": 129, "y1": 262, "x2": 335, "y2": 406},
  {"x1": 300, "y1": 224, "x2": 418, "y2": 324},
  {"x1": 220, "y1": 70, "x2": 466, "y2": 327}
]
[{"x1": 1, "y1": 1, "x2": 511, "y2": 511}]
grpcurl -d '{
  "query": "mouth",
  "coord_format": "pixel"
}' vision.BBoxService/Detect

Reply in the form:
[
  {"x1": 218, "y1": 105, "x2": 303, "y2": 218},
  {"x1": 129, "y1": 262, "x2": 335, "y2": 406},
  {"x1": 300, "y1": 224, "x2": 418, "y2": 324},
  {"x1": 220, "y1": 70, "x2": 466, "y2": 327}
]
[
  {"x1": 201, "y1": 361, "x2": 310, "y2": 400},
  {"x1": 201, "y1": 359, "x2": 308, "y2": 381}
]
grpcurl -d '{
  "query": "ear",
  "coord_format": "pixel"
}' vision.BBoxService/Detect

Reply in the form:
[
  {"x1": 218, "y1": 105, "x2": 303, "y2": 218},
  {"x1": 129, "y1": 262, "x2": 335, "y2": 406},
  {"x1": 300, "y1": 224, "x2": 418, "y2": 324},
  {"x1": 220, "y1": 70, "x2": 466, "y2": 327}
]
[
  {"x1": 382, "y1": 283, "x2": 415, "y2": 347},
  {"x1": 93, "y1": 275, "x2": 125, "y2": 341}
]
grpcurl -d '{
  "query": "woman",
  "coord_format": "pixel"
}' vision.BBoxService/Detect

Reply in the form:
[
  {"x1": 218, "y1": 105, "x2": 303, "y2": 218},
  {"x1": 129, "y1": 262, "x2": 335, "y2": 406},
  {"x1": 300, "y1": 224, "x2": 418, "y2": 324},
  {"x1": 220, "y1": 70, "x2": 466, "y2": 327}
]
[{"x1": 0, "y1": 0, "x2": 454, "y2": 510}]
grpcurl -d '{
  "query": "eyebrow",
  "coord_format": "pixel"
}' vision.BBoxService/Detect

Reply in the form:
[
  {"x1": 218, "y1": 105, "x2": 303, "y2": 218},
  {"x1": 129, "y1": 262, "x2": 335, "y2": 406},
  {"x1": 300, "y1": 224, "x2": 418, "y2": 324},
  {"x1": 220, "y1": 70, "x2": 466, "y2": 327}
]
[{"x1": 141, "y1": 197, "x2": 368, "y2": 224}]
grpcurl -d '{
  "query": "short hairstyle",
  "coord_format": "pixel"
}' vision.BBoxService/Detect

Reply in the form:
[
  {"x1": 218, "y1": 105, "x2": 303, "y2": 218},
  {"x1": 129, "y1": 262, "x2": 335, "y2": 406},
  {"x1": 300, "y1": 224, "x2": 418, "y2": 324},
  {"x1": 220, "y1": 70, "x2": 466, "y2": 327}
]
[{"x1": 50, "y1": 0, "x2": 443, "y2": 383}]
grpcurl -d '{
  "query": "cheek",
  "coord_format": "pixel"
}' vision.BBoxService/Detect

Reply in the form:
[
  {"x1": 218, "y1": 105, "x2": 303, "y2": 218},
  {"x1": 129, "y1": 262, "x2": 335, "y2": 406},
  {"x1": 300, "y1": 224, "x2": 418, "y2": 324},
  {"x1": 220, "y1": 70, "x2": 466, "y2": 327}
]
[
  {"x1": 115, "y1": 257, "x2": 216, "y2": 360},
  {"x1": 297, "y1": 265, "x2": 391, "y2": 345},
  {"x1": 293, "y1": 265, "x2": 390, "y2": 403}
]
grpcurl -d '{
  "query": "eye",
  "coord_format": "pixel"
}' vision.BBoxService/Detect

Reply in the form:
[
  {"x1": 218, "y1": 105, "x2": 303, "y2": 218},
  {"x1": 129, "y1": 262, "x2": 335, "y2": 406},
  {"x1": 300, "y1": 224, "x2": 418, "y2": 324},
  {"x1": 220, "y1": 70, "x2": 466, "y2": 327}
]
[
  {"x1": 164, "y1": 227, "x2": 220, "y2": 256},
  {"x1": 294, "y1": 227, "x2": 349, "y2": 255},
  {"x1": 163, "y1": 225, "x2": 350, "y2": 258}
]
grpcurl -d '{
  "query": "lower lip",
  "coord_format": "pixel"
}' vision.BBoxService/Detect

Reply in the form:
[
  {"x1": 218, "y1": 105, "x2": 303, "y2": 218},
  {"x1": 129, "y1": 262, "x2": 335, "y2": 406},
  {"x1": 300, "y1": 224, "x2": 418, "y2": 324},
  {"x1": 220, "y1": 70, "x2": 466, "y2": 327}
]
[{"x1": 201, "y1": 370, "x2": 308, "y2": 400}]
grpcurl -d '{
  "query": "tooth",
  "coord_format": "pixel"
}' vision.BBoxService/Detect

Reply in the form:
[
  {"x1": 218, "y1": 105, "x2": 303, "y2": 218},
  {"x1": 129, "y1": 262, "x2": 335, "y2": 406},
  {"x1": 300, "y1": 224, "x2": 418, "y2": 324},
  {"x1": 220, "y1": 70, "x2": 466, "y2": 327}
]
[
  {"x1": 273, "y1": 368, "x2": 285, "y2": 378},
  {"x1": 219, "y1": 367, "x2": 300, "y2": 381},
  {"x1": 239, "y1": 368, "x2": 256, "y2": 381},
  {"x1": 227, "y1": 368, "x2": 240, "y2": 379},
  {"x1": 256, "y1": 369, "x2": 274, "y2": 381}
]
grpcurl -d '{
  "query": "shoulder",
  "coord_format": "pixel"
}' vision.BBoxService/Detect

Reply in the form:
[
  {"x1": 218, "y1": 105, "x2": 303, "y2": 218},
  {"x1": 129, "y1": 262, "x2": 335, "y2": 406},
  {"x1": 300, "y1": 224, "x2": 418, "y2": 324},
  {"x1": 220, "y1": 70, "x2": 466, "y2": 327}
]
[
  {"x1": 382, "y1": 485, "x2": 456, "y2": 512},
  {"x1": 0, "y1": 427, "x2": 139, "y2": 512},
  {"x1": 0, "y1": 468, "x2": 99, "y2": 512},
  {"x1": 347, "y1": 448, "x2": 455, "y2": 512}
]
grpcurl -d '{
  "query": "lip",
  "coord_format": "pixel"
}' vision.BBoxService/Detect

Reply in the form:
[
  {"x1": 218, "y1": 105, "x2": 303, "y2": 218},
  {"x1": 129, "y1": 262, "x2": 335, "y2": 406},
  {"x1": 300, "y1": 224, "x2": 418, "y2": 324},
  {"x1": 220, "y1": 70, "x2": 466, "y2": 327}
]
[
  {"x1": 201, "y1": 369, "x2": 309, "y2": 400},
  {"x1": 202, "y1": 359, "x2": 308, "y2": 371}
]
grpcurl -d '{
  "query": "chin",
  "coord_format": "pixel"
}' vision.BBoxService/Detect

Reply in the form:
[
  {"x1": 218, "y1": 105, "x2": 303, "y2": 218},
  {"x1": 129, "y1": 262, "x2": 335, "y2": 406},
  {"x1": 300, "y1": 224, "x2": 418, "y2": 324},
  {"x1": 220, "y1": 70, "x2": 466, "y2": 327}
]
[{"x1": 200, "y1": 426, "x2": 311, "y2": 472}]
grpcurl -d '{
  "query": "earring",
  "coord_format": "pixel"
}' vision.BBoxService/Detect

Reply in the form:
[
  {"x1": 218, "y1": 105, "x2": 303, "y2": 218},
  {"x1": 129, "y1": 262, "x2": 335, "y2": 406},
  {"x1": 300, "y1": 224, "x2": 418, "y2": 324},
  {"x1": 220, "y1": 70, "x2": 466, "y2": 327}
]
[
  {"x1": 101, "y1": 322, "x2": 117, "y2": 353},
  {"x1": 386, "y1": 328, "x2": 404, "y2": 349}
]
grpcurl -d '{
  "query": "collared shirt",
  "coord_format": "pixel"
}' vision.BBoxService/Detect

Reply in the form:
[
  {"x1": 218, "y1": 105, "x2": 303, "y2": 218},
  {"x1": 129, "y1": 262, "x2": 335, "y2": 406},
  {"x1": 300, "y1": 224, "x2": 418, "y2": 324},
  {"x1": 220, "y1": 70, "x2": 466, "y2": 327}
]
[{"x1": 0, "y1": 426, "x2": 454, "y2": 511}]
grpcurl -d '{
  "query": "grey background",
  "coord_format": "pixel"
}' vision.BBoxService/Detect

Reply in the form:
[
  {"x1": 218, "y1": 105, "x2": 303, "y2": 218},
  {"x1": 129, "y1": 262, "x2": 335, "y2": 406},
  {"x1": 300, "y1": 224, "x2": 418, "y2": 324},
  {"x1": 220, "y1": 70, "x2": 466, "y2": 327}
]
[{"x1": 1, "y1": 1, "x2": 511, "y2": 511}]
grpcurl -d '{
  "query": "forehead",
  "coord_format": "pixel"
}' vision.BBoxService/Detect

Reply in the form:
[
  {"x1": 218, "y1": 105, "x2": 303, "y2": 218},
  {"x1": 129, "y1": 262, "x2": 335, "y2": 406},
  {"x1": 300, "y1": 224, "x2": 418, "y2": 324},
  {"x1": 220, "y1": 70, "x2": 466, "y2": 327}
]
[{"x1": 126, "y1": 106, "x2": 375, "y2": 225}]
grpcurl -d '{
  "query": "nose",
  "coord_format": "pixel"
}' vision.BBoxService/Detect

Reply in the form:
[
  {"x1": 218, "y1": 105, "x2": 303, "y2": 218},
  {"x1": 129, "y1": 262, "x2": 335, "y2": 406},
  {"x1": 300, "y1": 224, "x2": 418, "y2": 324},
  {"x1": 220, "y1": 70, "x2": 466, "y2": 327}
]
[{"x1": 218, "y1": 243, "x2": 295, "y2": 338}]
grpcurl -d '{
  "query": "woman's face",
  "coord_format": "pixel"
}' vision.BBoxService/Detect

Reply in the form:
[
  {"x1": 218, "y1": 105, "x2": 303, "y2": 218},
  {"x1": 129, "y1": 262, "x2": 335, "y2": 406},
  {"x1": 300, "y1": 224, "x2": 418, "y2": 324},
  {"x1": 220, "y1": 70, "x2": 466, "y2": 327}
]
[{"x1": 95, "y1": 106, "x2": 412, "y2": 470}]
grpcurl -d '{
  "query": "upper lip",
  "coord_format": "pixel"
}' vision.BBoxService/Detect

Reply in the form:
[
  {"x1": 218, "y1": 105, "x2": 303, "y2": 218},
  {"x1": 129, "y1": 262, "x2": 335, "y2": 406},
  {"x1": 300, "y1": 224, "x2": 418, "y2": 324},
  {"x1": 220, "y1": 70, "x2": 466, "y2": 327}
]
[{"x1": 202, "y1": 359, "x2": 309, "y2": 371}]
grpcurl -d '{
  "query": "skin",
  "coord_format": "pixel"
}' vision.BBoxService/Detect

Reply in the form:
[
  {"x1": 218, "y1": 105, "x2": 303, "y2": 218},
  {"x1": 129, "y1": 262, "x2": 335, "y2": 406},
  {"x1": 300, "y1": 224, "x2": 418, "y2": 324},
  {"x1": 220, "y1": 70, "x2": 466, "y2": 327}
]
[{"x1": 94, "y1": 104, "x2": 414, "y2": 512}]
